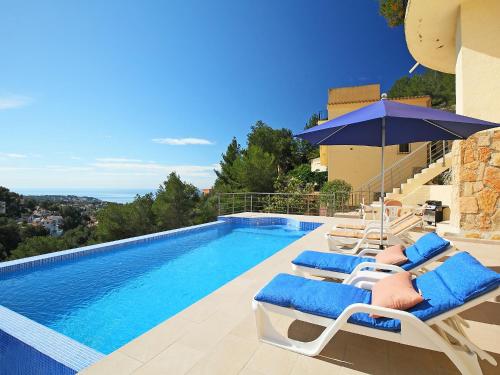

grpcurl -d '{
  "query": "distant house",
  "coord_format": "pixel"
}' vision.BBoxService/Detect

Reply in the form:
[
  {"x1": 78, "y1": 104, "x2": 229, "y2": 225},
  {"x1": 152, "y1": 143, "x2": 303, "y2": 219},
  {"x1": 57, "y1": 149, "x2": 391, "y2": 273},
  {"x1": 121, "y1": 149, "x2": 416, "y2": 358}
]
[
  {"x1": 41, "y1": 215, "x2": 64, "y2": 237},
  {"x1": 202, "y1": 188, "x2": 212, "y2": 196}
]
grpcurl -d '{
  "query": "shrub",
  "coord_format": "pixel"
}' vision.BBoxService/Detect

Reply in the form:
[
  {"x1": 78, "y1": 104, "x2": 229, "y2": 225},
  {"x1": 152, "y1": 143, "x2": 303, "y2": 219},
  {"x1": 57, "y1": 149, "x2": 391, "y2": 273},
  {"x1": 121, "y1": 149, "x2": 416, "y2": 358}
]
[{"x1": 320, "y1": 179, "x2": 352, "y2": 213}]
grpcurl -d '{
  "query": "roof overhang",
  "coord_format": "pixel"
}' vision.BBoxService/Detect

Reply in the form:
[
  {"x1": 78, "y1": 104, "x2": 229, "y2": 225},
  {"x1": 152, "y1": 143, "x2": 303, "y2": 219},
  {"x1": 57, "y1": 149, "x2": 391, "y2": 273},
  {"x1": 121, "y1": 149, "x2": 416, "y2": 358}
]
[{"x1": 405, "y1": 0, "x2": 463, "y2": 74}]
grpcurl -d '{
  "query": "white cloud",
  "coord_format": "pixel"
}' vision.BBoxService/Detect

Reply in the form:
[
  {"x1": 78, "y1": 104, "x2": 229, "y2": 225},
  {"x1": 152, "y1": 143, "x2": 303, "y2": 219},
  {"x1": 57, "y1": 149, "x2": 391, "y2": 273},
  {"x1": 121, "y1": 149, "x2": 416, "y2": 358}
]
[
  {"x1": 91, "y1": 160, "x2": 217, "y2": 177},
  {"x1": 0, "y1": 152, "x2": 28, "y2": 159},
  {"x1": 0, "y1": 95, "x2": 33, "y2": 110},
  {"x1": 45, "y1": 165, "x2": 95, "y2": 172},
  {"x1": 95, "y1": 157, "x2": 142, "y2": 163},
  {"x1": 0, "y1": 159, "x2": 218, "y2": 190},
  {"x1": 152, "y1": 138, "x2": 214, "y2": 146}
]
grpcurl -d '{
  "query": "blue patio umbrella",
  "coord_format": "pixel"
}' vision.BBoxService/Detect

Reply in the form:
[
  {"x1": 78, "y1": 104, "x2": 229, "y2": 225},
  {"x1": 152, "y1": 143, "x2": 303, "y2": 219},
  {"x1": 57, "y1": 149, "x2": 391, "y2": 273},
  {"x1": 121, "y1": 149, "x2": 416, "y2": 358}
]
[{"x1": 295, "y1": 97, "x2": 498, "y2": 247}]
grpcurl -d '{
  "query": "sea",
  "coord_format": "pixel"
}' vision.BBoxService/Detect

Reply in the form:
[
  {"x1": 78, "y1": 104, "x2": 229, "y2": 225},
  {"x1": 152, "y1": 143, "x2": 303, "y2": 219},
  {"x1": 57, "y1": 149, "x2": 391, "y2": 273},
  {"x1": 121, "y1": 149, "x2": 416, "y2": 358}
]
[{"x1": 15, "y1": 188, "x2": 155, "y2": 204}]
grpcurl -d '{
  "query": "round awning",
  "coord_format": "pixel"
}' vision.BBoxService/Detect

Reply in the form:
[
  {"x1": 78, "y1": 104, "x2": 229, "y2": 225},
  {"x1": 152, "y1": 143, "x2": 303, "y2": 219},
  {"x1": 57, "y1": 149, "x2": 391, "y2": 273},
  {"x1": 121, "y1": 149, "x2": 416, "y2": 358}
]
[{"x1": 404, "y1": 0, "x2": 463, "y2": 74}]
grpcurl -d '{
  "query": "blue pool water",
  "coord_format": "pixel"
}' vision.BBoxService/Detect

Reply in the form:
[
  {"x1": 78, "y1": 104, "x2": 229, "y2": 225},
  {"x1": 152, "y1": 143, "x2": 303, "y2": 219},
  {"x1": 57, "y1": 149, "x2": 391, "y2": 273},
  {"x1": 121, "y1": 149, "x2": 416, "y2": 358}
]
[{"x1": 0, "y1": 222, "x2": 312, "y2": 354}]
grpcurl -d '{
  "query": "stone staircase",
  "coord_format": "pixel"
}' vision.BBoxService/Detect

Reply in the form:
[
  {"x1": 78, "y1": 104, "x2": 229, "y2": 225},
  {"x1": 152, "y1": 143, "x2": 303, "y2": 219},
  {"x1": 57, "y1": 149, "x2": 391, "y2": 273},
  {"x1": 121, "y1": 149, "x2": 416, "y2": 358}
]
[
  {"x1": 354, "y1": 140, "x2": 453, "y2": 207},
  {"x1": 385, "y1": 152, "x2": 452, "y2": 201}
]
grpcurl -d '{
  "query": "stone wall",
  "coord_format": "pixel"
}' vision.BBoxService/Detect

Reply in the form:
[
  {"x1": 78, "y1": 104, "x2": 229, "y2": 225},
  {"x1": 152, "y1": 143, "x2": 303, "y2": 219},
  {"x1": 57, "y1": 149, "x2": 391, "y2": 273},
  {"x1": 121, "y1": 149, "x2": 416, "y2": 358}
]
[{"x1": 451, "y1": 129, "x2": 500, "y2": 238}]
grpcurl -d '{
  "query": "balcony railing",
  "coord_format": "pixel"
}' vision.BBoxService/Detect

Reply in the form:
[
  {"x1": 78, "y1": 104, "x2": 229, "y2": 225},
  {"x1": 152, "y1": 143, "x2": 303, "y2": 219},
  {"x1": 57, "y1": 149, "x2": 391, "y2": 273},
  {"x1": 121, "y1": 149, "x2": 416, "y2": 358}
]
[
  {"x1": 317, "y1": 110, "x2": 328, "y2": 121},
  {"x1": 217, "y1": 191, "x2": 364, "y2": 217}
]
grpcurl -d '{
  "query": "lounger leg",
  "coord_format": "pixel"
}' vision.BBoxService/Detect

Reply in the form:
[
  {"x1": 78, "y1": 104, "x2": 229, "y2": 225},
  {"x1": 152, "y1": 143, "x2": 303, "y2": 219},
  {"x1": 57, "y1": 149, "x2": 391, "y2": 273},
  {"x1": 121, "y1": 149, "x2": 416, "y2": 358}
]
[
  {"x1": 409, "y1": 321, "x2": 487, "y2": 375},
  {"x1": 352, "y1": 238, "x2": 364, "y2": 253},
  {"x1": 252, "y1": 301, "x2": 342, "y2": 357},
  {"x1": 253, "y1": 301, "x2": 289, "y2": 346},
  {"x1": 327, "y1": 237, "x2": 356, "y2": 252},
  {"x1": 436, "y1": 321, "x2": 497, "y2": 366},
  {"x1": 291, "y1": 264, "x2": 306, "y2": 277}
]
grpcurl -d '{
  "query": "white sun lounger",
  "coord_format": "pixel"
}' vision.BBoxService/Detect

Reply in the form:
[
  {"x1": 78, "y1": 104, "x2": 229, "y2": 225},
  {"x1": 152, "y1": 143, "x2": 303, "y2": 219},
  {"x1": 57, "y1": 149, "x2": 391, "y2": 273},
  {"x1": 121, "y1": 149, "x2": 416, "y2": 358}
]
[
  {"x1": 292, "y1": 232, "x2": 455, "y2": 280},
  {"x1": 326, "y1": 214, "x2": 423, "y2": 253},
  {"x1": 333, "y1": 211, "x2": 414, "y2": 231},
  {"x1": 253, "y1": 253, "x2": 500, "y2": 375}
]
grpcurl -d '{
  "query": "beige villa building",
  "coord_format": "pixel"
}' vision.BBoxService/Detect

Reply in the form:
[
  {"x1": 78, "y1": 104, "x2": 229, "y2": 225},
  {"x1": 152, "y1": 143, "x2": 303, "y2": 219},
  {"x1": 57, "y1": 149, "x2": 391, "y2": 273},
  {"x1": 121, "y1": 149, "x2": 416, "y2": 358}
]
[
  {"x1": 312, "y1": 0, "x2": 500, "y2": 238},
  {"x1": 405, "y1": 0, "x2": 500, "y2": 237}
]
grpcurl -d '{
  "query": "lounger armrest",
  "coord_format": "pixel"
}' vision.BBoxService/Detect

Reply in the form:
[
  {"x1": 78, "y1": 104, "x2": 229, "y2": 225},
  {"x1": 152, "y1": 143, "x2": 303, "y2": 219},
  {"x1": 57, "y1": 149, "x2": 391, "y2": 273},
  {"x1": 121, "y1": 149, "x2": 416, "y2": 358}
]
[
  {"x1": 340, "y1": 303, "x2": 419, "y2": 322},
  {"x1": 363, "y1": 222, "x2": 382, "y2": 230},
  {"x1": 365, "y1": 227, "x2": 389, "y2": 235},
  {"x1": 351, "y1": 261, "x2": 404, "y2": 274},
  {"x1": 357, "y1": 248, "x2": 383, "y2": 257}
]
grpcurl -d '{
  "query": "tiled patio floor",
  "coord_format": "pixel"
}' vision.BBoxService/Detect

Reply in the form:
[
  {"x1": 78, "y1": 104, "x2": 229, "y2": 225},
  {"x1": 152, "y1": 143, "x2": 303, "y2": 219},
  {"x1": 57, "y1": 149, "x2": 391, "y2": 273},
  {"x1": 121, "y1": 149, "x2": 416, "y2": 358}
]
[{"x1": 80, "y1": 213, "x2": 500, "y2": 375}]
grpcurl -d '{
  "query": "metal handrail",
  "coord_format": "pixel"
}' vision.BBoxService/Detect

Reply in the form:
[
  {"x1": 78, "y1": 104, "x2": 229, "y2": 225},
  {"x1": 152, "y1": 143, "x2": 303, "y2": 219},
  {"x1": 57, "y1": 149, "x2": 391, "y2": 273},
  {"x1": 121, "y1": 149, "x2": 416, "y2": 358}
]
[
  {"x1": 357, "y1": 140, "x2": 451, "y2": 198},
  {"x1": 358, "y1": 141, "x2": 430, "y2": 192}
]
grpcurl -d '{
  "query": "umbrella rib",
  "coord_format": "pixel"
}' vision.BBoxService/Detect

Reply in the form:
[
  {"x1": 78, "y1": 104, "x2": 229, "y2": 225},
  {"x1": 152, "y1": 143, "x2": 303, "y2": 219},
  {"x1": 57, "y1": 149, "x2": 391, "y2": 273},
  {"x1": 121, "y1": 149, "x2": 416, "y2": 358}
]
[
  {"x1": 317, "y1": 124, "x2": 349, "y2": 144},
  {"x1": 423, "y1": 119, "x2": 465, "y2": 139}
]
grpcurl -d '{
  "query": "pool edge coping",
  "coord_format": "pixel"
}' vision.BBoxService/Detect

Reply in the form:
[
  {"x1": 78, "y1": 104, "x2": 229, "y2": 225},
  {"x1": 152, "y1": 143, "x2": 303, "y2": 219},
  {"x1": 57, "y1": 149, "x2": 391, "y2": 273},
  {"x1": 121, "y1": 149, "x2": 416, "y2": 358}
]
[
  {"x1": 0, "y1": 220, "x2": 226, "y2": 275},
  {"x1": 0, "y1": 305, "x2": 105, "y2": 372}
]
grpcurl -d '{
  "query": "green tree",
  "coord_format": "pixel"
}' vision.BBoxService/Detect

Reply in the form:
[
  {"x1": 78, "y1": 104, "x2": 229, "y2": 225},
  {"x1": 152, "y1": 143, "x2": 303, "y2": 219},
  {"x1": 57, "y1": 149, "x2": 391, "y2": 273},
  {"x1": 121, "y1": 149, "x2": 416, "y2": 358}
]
[
  {"x1": 96, "y1": 194, "x2": 155, "y2": 242},
  {"x1": 61, "y1": 206, "x2": 85, "y2": 231},
  {"x1": 232, "y1": 145, "x2": 277, "y2": 192},
  {"x1": 304, "y1": 113, "x2": 320, "y2": 130},
  {"x1": 152, "y1": 172, "x2": 199, "y2": 230},
  {"x1": 132, "y1": 193, "x2": 156, "y2": 232},
  {"x1": 8, "y1": 225, "x2": 95, "y2": 260},
  {"x1": 247, "y1": 121, "x2": 303, "y2": 174},
  {"x1": 389, "y1": 69, "x2": 455, "y2": 109},
  {"x1": 62, "y1": 225, "x2": 96, "y2": 248},
  {"x1": 192, "y1": 194, "x2": 218, "y2": 225},
  {"x1": 287, "y1": 164, "x2": 327, "y2": 190},
  {"x1": 266, "y1": 175, "x2": 316, "y2": 214},
  {"x1": 20, "y1": 224, "x2": 49, "y2": 241},
  {"x1": 0, "y1": 187, "x2": 22, "y2": 218},
  {"x1": 379, "y1": 0, "x2": 408, "y2": 27},
  {"x1": 96, "y1": 203, "x2": 140, "y2": 241},
  {"x1": 214, "y1": 137, "x2": 242, "y2": 191},
  {"x1": 9, "y1": 236, "x2": 63, "y2": 260},
  {"x1": 296, "y1": 114, "x2": 321, "y2": 160},
  {"x1": 0, "y1": 217, "x2": 21, "y2": 260},
  {"x1": 320, "y1": 179, "x2": 353, "y2": 213}
]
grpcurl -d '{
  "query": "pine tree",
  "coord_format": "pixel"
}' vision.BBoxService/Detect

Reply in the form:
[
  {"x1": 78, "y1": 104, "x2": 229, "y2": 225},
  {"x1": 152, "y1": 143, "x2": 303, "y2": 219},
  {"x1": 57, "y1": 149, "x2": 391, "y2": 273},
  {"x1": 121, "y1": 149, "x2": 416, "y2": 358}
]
[{"x1": 214, "y1": 137, "x2": 242, "y2": 191}]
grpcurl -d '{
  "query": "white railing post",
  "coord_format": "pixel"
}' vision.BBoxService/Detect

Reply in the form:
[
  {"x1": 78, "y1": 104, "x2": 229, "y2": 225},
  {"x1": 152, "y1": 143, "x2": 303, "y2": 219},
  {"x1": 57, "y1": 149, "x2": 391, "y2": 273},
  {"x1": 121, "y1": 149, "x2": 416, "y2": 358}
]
[{"x1": 250, "y1": 194, "x2": 253, "y2": 212}]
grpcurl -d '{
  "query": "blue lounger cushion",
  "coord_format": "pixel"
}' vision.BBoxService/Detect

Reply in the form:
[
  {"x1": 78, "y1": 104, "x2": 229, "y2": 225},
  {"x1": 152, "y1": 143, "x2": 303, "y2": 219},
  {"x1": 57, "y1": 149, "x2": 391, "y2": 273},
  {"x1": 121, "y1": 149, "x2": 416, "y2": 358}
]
[
  {"x1": 292, "y1": 232, "x2": 450, "y2": 274},
  {"x1": 292, "y1": 251, "x2": 375, "y2": 273},
  {"x1": 433, "y1": 251, "x2": 500, "y2": 302},
  {"x1": 403, "y1": 232, "x2": 450, "y2": 270},
  {"x1": 255, "y1": 273, "x2": 309, "y2": 308},
  {"x1": 256, "y1": 253, "x2": 499, "y2": 332}
]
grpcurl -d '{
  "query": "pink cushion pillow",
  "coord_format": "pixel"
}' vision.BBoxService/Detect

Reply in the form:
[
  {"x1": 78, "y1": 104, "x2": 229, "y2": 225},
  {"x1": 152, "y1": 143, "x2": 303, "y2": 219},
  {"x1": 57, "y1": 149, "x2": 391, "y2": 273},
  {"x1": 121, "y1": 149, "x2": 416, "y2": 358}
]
[
  {"x1": 370, "y1": 271, "x2": 424, "y2": 318},
  {"x1": 375, "y1": 244, "x2": 408, "y2": 266}
]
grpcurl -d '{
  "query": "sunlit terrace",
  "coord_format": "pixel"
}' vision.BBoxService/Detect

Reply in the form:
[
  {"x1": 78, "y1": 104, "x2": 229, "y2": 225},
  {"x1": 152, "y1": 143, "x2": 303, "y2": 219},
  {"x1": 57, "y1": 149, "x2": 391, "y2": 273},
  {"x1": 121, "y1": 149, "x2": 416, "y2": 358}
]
[{"x1": 80, "y1": 213, "x2": 500, "y2": 375}]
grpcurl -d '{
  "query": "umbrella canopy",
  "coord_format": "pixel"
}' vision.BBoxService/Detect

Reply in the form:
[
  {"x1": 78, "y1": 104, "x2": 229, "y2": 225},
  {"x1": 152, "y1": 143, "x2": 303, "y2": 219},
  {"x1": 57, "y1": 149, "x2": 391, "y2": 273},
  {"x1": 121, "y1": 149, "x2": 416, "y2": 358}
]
[
  {"x1": 296, "y1": 99, "x2": 498, "y2": 247},
  {"x1": 297, "y1": 99, "x2": 497, "y2": 146}
]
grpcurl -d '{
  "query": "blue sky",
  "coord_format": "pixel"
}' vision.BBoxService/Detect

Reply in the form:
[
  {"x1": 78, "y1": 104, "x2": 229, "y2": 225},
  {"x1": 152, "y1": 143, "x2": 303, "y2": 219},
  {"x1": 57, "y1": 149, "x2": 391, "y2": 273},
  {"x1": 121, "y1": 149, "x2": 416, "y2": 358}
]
[{"x1": 0, "y1": 0, "x2": 422, "y2": 191}]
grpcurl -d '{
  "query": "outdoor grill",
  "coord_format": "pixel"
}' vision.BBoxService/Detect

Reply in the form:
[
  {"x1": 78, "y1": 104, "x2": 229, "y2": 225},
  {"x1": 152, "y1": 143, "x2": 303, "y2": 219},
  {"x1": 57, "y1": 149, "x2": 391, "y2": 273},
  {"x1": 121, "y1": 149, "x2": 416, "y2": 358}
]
[{"x1": 423, "y1": 200, "x2": 443, "y2": 226}]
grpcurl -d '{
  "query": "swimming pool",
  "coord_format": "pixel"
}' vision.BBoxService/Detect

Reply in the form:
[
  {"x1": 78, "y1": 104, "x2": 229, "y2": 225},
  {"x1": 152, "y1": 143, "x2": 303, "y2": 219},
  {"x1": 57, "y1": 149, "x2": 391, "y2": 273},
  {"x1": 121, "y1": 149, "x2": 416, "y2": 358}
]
[{"x1": 0, "y1": 217, "x2": 320, "y2": 368}]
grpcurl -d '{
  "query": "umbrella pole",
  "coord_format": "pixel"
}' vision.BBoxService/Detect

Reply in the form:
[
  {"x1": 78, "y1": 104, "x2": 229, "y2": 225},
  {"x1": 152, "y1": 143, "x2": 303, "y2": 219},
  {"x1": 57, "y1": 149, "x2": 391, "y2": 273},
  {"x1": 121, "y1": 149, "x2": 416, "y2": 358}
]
[{"x1": 379, "y1": 117, "x2": 386, "y2": 249}]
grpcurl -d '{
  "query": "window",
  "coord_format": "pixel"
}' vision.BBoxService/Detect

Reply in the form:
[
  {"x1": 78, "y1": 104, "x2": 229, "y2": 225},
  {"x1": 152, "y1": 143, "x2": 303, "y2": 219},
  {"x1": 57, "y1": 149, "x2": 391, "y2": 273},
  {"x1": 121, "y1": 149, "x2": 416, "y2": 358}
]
[{"x1": 398, "y1": 143, "x2": 410, "y2": 154}]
